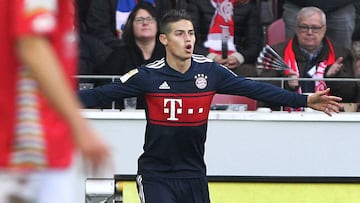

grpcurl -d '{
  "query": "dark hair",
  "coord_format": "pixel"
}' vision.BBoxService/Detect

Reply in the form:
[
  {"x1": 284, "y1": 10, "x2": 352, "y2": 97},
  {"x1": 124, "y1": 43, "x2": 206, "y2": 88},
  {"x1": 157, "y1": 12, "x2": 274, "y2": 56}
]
[
  {"x1": 159, "y1": 9, "x2": 192, "y2": 34},
  {"x1": 122, "y1": 1, "x2": 159, "y2": 45}
]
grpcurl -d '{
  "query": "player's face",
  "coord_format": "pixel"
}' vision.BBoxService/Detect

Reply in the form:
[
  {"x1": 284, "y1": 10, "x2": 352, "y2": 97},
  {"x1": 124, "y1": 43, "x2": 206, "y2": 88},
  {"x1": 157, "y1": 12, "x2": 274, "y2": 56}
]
[{"x1": 161, "y1": 20, "x2": 195, "y2": 61}]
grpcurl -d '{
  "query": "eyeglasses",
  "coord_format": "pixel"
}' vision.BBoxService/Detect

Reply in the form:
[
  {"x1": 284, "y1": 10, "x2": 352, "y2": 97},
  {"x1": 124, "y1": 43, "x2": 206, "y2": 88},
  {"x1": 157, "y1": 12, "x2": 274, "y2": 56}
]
[
  {"x1": 134, "y1": 16, "x2": 155, "y2": 24},
  {"x1": 297, "y1": 25, "x2": 325, "y2": 33}
]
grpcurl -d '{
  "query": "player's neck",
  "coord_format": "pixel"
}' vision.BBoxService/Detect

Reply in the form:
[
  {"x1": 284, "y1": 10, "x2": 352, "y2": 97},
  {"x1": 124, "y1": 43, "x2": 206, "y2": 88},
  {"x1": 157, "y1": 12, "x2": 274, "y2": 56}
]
[{"x1": 166, "y1": 56, "x2": 191, "y2": 74}]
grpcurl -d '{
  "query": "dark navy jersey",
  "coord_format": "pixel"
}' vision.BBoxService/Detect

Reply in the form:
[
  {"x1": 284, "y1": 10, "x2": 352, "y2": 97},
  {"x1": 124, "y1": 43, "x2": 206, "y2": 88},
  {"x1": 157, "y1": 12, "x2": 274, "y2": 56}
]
[{"x1": 79, "y1": 54, "x2": 307, "y2": 178}]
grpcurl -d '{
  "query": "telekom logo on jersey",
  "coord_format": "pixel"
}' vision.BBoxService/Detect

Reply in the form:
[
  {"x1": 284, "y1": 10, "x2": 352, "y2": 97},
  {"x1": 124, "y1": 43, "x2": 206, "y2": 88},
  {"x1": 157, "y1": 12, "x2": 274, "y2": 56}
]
[
  {"x1": 163, "y1": 98, "x2": 207, "y2": 121},
  {"x1": 164, "y1": 98, "x2": 184, "y2": 121},
  {"x1": 146, "y1": 92, "x2": 215, "y2": 126}
]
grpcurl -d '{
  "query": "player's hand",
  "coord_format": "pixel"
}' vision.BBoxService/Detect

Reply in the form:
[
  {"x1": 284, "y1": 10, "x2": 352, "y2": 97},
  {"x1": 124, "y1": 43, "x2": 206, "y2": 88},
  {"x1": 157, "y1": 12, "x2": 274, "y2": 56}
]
[
  {"x1": 74, "y1": 124, "x2": 112, "y2": 174},
  {"x1": 307, "y1": 88, "x2": 343, "y2": 116}
]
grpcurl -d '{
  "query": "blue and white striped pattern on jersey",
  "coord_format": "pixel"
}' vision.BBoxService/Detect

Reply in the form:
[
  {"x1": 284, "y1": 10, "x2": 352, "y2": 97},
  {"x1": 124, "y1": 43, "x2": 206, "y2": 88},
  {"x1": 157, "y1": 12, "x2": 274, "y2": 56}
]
[
  {"x1": 145, "y1": 58, "x2": 165, "y2": 69},
  {"x1": 192, "y1": 54, "x2": 213, "y2": 63}
]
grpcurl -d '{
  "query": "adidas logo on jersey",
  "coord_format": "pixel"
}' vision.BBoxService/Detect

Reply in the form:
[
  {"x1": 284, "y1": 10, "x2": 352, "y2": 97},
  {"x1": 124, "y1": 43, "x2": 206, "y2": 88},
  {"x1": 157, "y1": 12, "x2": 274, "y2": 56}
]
[{"x1": 159, "y1": 81, "x2": 170, "y2": 89}]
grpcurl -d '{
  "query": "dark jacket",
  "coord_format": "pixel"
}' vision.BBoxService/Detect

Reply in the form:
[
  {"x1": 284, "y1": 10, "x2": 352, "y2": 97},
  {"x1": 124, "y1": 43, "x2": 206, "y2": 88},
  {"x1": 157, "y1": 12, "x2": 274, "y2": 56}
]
[
  {"x1": 285, "y1": 0, "x2": 356, "y2": 13},
  {"x1": 260, "y1": 37, "x2": 357, "y2": 104},
  {"x1": 98, "y1": 39, "x2": 165, "y2": 76},
  {"x1": 94, "y1": 39, "x2": 165, "y2": 109},
  {"x1": 186, "y1": 0, "x2": 263, "y2": 64},
  {"x1": 86, "y1": 0, "x2": 120, "y2": 49},
  {"x1": 78, "y1": 33, "x2": 112, "y2": 83}
]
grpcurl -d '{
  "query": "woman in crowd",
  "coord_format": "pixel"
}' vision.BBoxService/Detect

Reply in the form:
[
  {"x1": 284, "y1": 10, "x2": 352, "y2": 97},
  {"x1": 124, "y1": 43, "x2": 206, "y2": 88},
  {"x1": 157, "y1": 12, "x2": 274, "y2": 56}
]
[{"x1": 95, "y1": 1, "x2": 165, "y2": 109}]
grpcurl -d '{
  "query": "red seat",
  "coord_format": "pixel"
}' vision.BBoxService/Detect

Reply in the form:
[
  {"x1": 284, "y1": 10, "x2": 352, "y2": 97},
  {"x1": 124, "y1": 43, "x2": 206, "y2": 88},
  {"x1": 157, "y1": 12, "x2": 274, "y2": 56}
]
[
  {"x1": 266, "y1": 18, "x2": 286, "y2": 46},
  {"x1": 211, "y1": 94, "x2": 258, "y2": 111}
]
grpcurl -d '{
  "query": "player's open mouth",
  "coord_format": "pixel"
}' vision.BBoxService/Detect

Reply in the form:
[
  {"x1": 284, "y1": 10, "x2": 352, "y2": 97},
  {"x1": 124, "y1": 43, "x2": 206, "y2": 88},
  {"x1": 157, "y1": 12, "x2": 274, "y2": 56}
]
[{"x1": 185, "y1": 44, "x2": 192, "y2": 51}]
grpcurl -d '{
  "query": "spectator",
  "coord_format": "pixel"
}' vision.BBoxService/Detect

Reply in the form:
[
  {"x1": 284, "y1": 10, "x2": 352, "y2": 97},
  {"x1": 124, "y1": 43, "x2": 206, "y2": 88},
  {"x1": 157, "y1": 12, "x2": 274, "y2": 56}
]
[
  {"x1": 260, "y1": 7, "x2": 357, "y2": 110},
  {"x1": 87, "y1": 0, "x2": 152, "y2": 50},
  {"x1": 186, "y1": 0, "x2": 263, "y2": 76},
  {"x1": 79, "y1": 9, "x2": 342, "y2": 203},
  {"x1": 95, "y1": 1, "x2": 165, "y2": 109},
  {"x1": 282, "y1": 0, "x2": 356, "y2": 50},
  {"x1": 86, "y1": 0, "x2": 177, "y2": 51},
  {"x1": 81, "y1": 0, "x2": 180, "y2": 85},
  {"x1": 0, "y1": 1, "x2": 110, "y2": 203}
]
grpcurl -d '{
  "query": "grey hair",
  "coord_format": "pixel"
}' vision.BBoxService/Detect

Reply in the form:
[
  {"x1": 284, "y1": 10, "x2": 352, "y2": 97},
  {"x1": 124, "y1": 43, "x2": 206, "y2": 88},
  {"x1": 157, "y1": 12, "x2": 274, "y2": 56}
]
[{"x1": 296, "y1": 7, "x2": 326, "y2": 26}]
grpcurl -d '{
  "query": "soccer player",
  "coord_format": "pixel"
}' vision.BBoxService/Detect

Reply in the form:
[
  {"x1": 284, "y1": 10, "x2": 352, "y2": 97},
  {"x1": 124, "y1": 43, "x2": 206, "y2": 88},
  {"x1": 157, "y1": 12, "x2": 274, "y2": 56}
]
[
  {"x1": 0, "y1": 1, "x2": 109, "y2": 203},
  {"x1": 79, "y1": 9, "x2": 342, "y2": 203}
]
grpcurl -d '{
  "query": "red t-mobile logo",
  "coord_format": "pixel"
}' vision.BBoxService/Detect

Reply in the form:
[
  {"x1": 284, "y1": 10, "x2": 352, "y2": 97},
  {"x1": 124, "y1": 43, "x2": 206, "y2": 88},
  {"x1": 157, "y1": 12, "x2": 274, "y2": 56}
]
[{"x1": 146, "y1": 92, "x2": 215, "y2": 126}]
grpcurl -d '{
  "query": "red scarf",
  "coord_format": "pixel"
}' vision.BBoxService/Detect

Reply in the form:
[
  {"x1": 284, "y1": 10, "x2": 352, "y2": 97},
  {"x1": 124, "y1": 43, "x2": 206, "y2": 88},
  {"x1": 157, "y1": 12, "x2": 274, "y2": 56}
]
[
  {"x1": 284, "y1": 37, "x2": 335, "y2": 93},
  {"x1": 283, "y1": 37, "x2": 335, "y2": 112}
]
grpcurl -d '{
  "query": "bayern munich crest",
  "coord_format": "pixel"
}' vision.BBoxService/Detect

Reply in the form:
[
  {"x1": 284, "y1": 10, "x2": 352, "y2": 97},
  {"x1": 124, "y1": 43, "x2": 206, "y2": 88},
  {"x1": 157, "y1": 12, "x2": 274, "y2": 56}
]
[{"x1": 194, "y1": 74, "x2": 208, "y2": 89}]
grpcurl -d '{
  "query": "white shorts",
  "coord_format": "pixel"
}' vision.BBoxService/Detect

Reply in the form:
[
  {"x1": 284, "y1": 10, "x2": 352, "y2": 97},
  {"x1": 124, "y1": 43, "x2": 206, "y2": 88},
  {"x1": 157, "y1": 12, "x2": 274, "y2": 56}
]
[{"x1": 0, "y1": 167, "x2": 77, "y2": 203}]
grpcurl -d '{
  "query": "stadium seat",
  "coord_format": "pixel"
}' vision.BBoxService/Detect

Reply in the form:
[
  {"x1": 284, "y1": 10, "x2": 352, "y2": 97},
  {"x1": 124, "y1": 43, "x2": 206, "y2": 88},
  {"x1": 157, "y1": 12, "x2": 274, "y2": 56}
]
[{"x1": 266, "y1": 18, "x2": 285, "y2": 46}]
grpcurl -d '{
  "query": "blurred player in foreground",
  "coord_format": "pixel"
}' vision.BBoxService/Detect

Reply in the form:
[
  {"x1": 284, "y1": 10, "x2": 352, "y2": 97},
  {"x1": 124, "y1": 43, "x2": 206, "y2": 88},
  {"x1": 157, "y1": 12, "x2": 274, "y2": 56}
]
[{"x1": 0, "y1": 1, "x2": 110, "y2": 203}]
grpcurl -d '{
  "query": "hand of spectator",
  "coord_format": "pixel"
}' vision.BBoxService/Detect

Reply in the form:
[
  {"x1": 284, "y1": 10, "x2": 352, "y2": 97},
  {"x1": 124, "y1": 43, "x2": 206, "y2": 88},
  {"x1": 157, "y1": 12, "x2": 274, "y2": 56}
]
[
  {"x1": 213, "y1": 55, "x2": 228, "y2": 65},
  {"x1": 326, "y1": 57, "x2": 343, "y2": 77},
  {"x1": 287, "y1": 73, "x2": 299, "y2": 90},
  {"x1": 307, "y1": 88, "x2": 343, "y2": 116},
  {"x1": 225, "y1": 55, "x2": 241, "y2": 69},
  {"x1": 213, "y1": 55, "x2": 240, "y2": 70}
]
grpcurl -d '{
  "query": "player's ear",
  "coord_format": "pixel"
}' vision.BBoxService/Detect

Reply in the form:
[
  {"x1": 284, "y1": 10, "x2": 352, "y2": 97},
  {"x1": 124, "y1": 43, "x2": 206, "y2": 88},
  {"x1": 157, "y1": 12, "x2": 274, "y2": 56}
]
[{"x1": 159, "y1": 33, "x2": 168, "y2": 46}]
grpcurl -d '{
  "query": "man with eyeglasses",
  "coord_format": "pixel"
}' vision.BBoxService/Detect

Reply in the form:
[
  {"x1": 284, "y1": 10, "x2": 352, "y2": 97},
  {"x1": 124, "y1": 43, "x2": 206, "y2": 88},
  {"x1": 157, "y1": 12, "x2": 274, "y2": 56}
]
[
  {"x1": 282, "y1": 0, "x2": 356, "y2": 50},
  {"x1": 260, "y1": 6, "x2": 358, "y2": 111}
]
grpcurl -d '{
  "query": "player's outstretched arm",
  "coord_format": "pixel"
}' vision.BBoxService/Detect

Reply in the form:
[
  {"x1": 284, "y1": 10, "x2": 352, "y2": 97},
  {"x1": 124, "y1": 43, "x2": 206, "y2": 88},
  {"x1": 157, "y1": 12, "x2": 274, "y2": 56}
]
[{"x1": 307, "y1": 88, "x2": 343, "y2": 116}]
